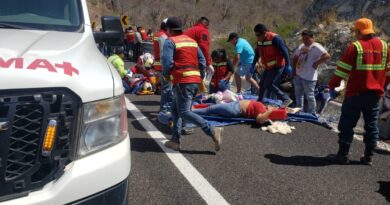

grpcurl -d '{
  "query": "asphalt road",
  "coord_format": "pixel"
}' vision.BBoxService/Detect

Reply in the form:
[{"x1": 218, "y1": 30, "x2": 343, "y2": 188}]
[{"x1": 125, "y1": 93, "x2": 390, "y2": 205}]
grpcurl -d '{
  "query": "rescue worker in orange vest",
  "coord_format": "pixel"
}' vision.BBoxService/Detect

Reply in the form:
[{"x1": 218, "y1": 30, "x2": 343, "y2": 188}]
[
  {"x1": 124, "y1": 26, "x2": 135, "y2": 60},
  {"x1": 153, "y1": 18, "x2": 172, "y2": 114},
  {"x1": 162, "y1": 16, "x2": 223, "y2": 152},
  {"x1": 327, "y1": 18, "x2": 390, "y2": 165},
  {"x1": 184, "y1": 17, "x2": 214, "y2": 76},
  {"x1": 253, "y1": 24, "x2": 293, "y2": 108},
  {"x1": 209, "y1": 48, "x2": 234, "y2": 93}
]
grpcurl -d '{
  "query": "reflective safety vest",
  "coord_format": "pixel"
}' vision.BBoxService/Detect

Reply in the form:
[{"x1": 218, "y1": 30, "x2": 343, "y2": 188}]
[
  {"x1": 211, "y1": 62, "x2": 229, "y2": 88},
  {"x1": 169, "y1": 35, "x2": 201, "y2": 84},
  {"x1": 335, "y1": 38, "x2": 388, "y2": 95},
  {"x1": 257, "y1": 31, "x2": 285, "y2": 69},
  {"x1": 108, "y1": 54, "x2": 126, "y2": 78},
  {"x1": 153, "y1": 30, "x2": 166, "y2": 71},
  {"x1": 140, "y1": 29, "x2": 148, "y2": 40},
  {"x1": 126, "y1": 30, "x2": 135, "y2": 43}
]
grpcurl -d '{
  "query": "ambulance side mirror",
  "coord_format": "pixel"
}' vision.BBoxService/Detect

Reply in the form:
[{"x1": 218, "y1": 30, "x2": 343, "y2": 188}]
[{"x1": 93, "y1": 16, "x2": 123, "y2": 46}]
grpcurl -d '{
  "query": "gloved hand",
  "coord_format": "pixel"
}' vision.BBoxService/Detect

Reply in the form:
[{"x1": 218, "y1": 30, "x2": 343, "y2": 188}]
[
  {"x1": 283, "y1": 65, "x2": 293, "y2": 75},
  {"x1": 219, "y1": 79, "x2": 228, "y2": 92},
  {"x1": 207, "y1": 65, "x2": 215, "y2": 75}
]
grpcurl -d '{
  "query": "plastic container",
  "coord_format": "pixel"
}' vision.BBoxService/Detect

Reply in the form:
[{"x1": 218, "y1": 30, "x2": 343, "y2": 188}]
[{"x1": 269, "y1": 108, "x2": 288, "y2": 120}]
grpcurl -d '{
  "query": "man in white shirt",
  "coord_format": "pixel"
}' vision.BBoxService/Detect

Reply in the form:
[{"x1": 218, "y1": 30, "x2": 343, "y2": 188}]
[
  {"x1": 292, "y1": 29, "x2": 330, "y2": 114},
  {"x1": 133, "y1": 26, "x2": 143, "y2": 61}
]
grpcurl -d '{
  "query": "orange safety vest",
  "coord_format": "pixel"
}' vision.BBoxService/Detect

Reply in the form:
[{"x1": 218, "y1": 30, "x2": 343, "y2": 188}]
[
  {"x1": 211, "y1": 62, "x2": 229, "y2": 88},
  {"x1": 335, "y1": 38, "x2": 388, "y2": 96},
  {"x1": 153, "y1": 30, "x2": 166, "y2": 71},
  {"x1": 169, "y1": 35, "x2": 201, "y2": 85},
  {"x1": 257, "y1": 31, "x2": 285, "y2": 69},
  {"x1": 126, "y1": 30, "x2": 135, "y2": 43},
  {"x1": 140, "y1": 29, "x2": 148, "y2": 40}
]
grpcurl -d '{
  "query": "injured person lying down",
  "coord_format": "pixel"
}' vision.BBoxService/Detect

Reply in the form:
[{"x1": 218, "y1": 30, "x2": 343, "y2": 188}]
[{"x1": 193, "y1": 100, "x2": 297, "y2": 125}]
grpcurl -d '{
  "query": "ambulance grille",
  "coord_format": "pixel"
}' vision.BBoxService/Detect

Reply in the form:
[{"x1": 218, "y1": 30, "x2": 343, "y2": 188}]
[{"x1": 0, "y1": 89, "x2": 81, "y2": 202}]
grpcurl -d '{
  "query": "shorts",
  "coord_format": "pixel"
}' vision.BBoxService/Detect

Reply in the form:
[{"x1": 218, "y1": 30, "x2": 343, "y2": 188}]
[{"x1": 235, "y1": 63, "x2": 253, "y2": 77}]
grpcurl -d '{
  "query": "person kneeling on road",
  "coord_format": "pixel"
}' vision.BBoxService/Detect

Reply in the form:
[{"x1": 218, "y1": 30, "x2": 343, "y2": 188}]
[
  {"x1": 108, "y1": 46, "x2": 130, "y2": 92},
  {"x1": 162, "y1": 16, "x2": 223, "y2": 152}
]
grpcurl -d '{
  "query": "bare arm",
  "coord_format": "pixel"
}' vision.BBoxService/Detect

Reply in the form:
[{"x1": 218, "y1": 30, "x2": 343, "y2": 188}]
[
  {"x1": 233, "y1": 54, "x2": 240, "y2": 67},
  {"x1": 313, "y1": 52, "x2": 331, "y2": 69},
  {"x1": 255, "y1": 107, "x2": 274, "y2": 125}
]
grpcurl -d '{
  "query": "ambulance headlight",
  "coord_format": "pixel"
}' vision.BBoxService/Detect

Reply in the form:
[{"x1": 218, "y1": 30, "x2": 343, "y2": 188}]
[{"x1": 78, "y1": 95, "x2": 128, "y2": 157}]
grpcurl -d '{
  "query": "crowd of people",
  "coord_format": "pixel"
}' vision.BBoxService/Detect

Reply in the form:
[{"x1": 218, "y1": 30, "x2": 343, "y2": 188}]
[{"x1": 106, "y1": 16, "x2": 390, "y2": 165}]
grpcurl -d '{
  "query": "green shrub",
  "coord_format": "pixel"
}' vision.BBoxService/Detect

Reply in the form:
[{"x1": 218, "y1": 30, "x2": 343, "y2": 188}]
[
  {"x1": 89, "y1": 0, "x2": 98, "y2": 6},
  {"x1": 274, "y1": 22, "x2": 299, "y2": 42}
]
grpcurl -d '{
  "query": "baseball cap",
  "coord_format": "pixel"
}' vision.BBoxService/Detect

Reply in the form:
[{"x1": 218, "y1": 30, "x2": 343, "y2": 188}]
[
  {"x1": 354, "y1": 18, "x2": 375, "y2": 35},
  {"x1": 227, "y1": 32, "x2": 238, "y2": 42},
  {"x1": 166, "y1": 17, "x2": 183, "y2": 31}
]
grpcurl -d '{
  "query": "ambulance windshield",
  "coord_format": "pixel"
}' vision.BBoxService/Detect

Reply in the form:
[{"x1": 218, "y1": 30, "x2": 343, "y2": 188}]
[{"x1": 0, "y1": 0, "x2": 83, "y2": 32}]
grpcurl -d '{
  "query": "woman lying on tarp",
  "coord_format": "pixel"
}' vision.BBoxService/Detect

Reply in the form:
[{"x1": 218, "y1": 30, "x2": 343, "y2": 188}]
[{"x1": 193, "y1": 100, "x2": 289, "y2": 125}]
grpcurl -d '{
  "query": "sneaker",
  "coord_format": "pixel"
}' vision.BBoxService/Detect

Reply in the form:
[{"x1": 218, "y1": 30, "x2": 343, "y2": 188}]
[
  {"x1": 360, "y1": 156, "x2": 372, "y2": 166},
  {"x1": 212, "y1": 127, "x2": 223, "y2": 151},
  {"x1": 326, "y1": 154, "x2": 349, "y2": 164},
  {"x1": 281, "y1": 99, "x2": 293, "y2": 108},
  {"x1": 164, "y1": 140, "x2": 180, "y2": 151},
  {"x1": 181, "y1": 127, "x2": 194, "y2": 135}
]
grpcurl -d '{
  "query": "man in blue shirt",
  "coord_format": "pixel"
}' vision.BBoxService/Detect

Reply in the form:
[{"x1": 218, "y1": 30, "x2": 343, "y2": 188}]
[{"x1": 227, "y1": 32, "x2": 260, "y2": 94}]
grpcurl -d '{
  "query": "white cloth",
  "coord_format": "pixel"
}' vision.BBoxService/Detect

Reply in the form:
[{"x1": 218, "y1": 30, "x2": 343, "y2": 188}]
[
  {"x1": 293, "y1": 42, "x2": 328, "y2": 81},
  {"x1": 261, "y1": 121, "x2": 295, "y2": 135}
]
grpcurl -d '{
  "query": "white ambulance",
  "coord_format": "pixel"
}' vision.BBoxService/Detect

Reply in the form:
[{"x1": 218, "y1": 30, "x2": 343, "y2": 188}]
[{"x1": 0, "y1": 0, "x2": 130, "y2": 204}]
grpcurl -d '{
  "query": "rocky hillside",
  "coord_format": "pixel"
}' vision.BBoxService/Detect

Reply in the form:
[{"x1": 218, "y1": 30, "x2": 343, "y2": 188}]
[
  {"x1": 87, "y1": 0, "x2": 312, "y2": 35},
  {"x1": 303, "y1": 0, "x2": 390, "y2": 37},
  {"x1": 87, "y1": 0, "x2": 389, "y2": 69}
]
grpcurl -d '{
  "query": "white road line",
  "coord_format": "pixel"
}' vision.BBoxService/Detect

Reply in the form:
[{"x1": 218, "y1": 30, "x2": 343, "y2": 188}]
[
  {"x1": 329, "y1": 124, "x2": 390, "y2": 151},
  {"x1": 126, "y1": 98, "x2": 230, "y2": 205}
]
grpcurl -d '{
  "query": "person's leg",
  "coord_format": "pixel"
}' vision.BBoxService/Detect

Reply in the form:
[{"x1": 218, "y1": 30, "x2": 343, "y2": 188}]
[
  {"x1": 257, "y1": 69, "x2": 270, "y2": 102},
  {"x1": 386, "y1": 115, "x2": 390, "y2": 139},
  {"x1": 269, "y1": 67, "x2": 290, "y2": 101},
  {"x1": 338, "y1": 96, "x2": 361, "y2": 146},
  {"x1": 361, "y1": 92, "x2": 380, "y2": 165},
  {"x1": 176, "y1": 84, "x2": 213, "y2": 135},
  {"x1": 328, "y1": 96, "x2": 361, "y2": 164},
  {"x1": 242, "y1": 64, "x2": 259, "y2": 92},
  {"x1": 234, "y1": 73, "x2": 242, "y2": 93},
  {"x1": 170, "y1": 87, "x2": 182, "y2": 143},
  {"x1": 302, "y1": 79, "x2": 317, "y2": 114},
  {"x1": 193, "y1": 101, "x2": 241, "y2": 117},
  {"x1": 159, "y1": 72, "x2": 172, "y2": 113},
  {"x1": 122, "y1": 79, "x2": 130, "y2": 93},
  {"x1": 293, "y1": 76, "x2": 304, "y2": 109},
  {"x1": 245, "y1": 75, "x2": 260, "y2": 92}
]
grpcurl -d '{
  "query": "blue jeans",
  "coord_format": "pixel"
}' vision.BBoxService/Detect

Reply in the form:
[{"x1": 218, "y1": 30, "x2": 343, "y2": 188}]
[
  {"x1": 258, "y1": 67, "x2": 290, "y2": 102},
  {"x1": 293, "y1": 76, "x2": 317, "y2": 114},
  {"x1": 338, "y1": 91, "x2": 380, "y2": 147},
  {"x1": 159, "y1": 72, "x2": 173, "y2": 113},
  {"x1": 236, "y1": 63, "x2": 253, "y2": 78},
  {"x1": 122, "y1": 79, "x2": 130, "y2": 93},
  {"x1": 193, "y1": 101, "x2": 241, "y2": 117},
  {"x1": 171, "y1": 83, "x2": 214, "y2": 142}
]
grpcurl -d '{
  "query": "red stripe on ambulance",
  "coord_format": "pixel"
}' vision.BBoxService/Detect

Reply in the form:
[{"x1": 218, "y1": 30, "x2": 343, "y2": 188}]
[{"x1": 0, "y1": 57, "x2": 79, "y2": 76}]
